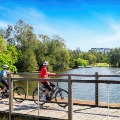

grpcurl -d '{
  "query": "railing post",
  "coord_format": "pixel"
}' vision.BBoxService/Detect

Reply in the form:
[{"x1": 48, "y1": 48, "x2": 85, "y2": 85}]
[
  {"x1": 95, "y1": 72, "x2": 99, "y2": 106},
  {"x1": 38, "y1": 80, "x2": 40, "y2": 116},
  {"x1": 9, "y1": 74, "x2": 13, "y2": 120},
  {"x1": 26, "y1": 74, "x2": 28, "y2": 98},
  {"x1": 68, "y1": 76, "x2": 73, "y2": 120},
  {"x1": 107, "y1": 84, "x2": 110, "y2": 118}
]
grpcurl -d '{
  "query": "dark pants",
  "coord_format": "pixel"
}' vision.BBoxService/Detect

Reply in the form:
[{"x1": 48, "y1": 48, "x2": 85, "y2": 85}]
[
  {"x1": 1, "y1": 79, "x2": 9, "y2": 89},
  {"x1": 42, "y1": 82, "x2": 55, "y2": 92}
]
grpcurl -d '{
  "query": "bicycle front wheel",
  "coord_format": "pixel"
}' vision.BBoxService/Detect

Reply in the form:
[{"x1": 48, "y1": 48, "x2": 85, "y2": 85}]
[
  {"x1": 13, "y1": 86, "x2": 26, "y2": 103},
  {"x1": 55, "y1": 89, "x2": 68, "y2": 107},
  {"x1": 0, "y1": 92, "x2": 3, "y2": 100},
  {"x1": 32, "y1": 88, "x2": 44, "y2": 105}
]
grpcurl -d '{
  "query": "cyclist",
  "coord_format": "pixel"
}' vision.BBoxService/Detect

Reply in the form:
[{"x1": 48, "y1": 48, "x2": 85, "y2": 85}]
[
  {"x1": 40, "y1": 61, "x2": 56, "y2": 101},
  {"x1": 0, "y1": 64, "x2": 10, "y2": 94}
]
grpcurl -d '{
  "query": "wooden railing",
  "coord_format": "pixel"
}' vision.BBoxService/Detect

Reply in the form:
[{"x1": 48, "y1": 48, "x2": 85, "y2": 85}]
[{"x1": 8, "y1": 72, "x2": 120, "y2": 120}]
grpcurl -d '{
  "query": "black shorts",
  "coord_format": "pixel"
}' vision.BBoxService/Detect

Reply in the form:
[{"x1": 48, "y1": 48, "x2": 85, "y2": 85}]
[
  {"x1": 42, "y1": 82, "x2": 55, "y2": 92},
  {"x1": 1, "y1": 80, "x2": 9, "y2": 89}
]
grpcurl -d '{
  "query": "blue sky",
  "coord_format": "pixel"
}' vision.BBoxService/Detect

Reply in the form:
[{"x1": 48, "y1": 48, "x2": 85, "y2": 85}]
[{"x1": 0, "y1": 0, "x2": 120, "y2": 52}]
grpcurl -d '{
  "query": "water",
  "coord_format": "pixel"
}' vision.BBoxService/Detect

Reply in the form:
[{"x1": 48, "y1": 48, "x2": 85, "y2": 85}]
[{"x1": 15, "y1": 67, "x2": 120, "y2": 103}]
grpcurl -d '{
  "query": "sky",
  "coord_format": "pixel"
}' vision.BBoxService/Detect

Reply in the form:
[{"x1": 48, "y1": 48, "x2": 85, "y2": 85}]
[{"x1": 0, "y1": 0, "x2": 120, "y2": 52}]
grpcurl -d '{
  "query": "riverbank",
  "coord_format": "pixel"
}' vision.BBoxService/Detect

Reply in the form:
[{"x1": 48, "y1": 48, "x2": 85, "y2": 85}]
[{"x1": 93, "y1": 63, "x2": 109, "y2": 67}]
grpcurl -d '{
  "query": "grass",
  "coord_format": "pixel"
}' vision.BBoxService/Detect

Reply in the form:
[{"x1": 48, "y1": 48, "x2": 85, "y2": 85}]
[{"x1": 94, "y1": 63, "x2": 109, "y2": 67}]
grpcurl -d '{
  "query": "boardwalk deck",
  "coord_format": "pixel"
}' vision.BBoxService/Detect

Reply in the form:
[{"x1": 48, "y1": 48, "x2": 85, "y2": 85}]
[{"x1": 0, "y1": 99, "x2": 120, "y2": 120}]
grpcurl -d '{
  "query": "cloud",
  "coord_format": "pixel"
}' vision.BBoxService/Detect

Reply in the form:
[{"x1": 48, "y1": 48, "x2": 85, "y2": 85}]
[
  {"x1": 0, "y1": 5, "x2": 59, "y2": 37},
  {"x1": 0, "y1": 21, "x2": 10, "y2": 28},
  {"x1": 0, "y1": 2, "x2": 120, "y2": 51},
  {"x1": 96, "y1": 20, "x2": 120, "y2": 43}
]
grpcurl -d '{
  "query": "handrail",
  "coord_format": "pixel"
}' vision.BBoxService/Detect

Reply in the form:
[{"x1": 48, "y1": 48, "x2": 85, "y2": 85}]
[{"x1": 12, "y1": 72, "x2": 120, "y2": 77}]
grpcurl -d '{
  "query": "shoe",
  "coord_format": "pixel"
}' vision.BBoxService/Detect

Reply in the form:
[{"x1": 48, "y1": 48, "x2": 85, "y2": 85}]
[{"x1": 41, "y1": 95, "x2": 47, "y2": 101}]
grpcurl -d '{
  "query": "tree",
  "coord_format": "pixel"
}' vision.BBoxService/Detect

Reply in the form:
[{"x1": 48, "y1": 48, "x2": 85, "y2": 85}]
[
  {"x1": 0, "y1": 20, "x2": 41, "y2": 72},
  {"x1": 0, "y1": 36, "x2": 17, "y2": 71},
  {"x1": 74, "y1": 58, "x2": 88, "y2": 68},
  {"x1": 21, "y1": 49, "x2": 38, "y2": 72},
  {"x1": 108, "y1": 48, "x2": 120, "y2": 67},
  {"x1": 0, "y1": 35, "x2": 7, "y2": 51}
]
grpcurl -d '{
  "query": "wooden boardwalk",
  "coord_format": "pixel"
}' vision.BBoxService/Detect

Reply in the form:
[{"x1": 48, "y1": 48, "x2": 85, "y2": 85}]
[{"x1": 0, "y1": 99, "x2": 120, "y2": 120}]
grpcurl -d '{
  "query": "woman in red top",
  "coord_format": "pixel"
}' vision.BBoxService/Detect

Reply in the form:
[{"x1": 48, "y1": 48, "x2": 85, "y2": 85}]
[{"x1": 40, "y1": 61, "x2": 55, "y2": 101}]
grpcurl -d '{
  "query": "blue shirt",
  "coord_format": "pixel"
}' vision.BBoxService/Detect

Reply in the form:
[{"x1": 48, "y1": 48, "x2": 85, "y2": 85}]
[{"x1": 0, "y1": 70, "x2": 7, "y2": 81}]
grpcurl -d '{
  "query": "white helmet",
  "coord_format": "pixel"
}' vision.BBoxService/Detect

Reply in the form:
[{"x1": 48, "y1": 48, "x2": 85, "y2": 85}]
[
  {"x1": 43, "y1": 61, "x2": 49, "y2": 66},
  {"x1": 3, "y1": 64, "x2": 9, "y2": 69}
]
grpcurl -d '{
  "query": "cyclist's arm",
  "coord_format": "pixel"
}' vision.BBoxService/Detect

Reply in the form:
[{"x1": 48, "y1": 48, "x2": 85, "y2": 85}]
[
  {"x1": 2, "y1": 71, "x2": 7, "y2": 78},
  {"x1": 7, "y1": 70, "x2": 17, "y2": 74},
  {"x1": 48, "y1": 72, "x2": 56, "y2": 76}
]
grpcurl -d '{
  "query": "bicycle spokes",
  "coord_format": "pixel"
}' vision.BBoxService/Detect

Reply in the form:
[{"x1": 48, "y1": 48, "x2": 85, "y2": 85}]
[
  {"x1": 60, "y1": 92, "x2": 64, "y2": 99},
  {"x1": 55, "y1": 89, "x2": 68, "y2": 107},
  {"x1": 13, "y1": 86, "x2": 26, "y2": 103},
  {"x1": 17, "y1": 91, "x2": 21, "y2": 95}
]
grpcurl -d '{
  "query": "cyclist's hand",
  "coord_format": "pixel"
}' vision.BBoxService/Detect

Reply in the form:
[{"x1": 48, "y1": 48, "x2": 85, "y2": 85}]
[{"x1": 7, "y1": 70, "x2": 10, "y2": 74}]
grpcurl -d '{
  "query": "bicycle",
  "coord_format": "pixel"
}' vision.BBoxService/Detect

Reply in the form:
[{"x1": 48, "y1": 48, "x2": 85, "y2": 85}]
[
  {"x1": 32, "y1": 82, "x2": 68, "y2": 108},
  {"x1": 0, "y1": 81, "x2": 26, "y2": 103}
]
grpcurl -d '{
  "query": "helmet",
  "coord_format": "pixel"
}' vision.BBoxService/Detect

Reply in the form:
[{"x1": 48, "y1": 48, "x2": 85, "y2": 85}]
[
  {"x1": 3, "y1": 64, "x2": 9, "y2": 69},
  {"x1": 43, "y1": 61, "x2": 49, "y2": 66}
]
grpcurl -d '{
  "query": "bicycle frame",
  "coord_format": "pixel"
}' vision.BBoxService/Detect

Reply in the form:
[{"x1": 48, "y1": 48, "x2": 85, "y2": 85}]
[{"x1": 33, "y1": 81, "x2": 68, "y2": 108}]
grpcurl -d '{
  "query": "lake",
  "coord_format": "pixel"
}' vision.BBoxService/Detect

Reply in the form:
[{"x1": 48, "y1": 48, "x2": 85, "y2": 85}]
[{"x1": 15, "y1": 67, "x2": 120, "y2": 103}]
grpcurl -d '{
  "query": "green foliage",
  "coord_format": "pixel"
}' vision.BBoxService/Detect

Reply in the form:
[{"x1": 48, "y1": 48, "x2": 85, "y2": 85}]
[
  {"x1": 108, "y1": 48, "x2": 120, "y2": 67},
  {"x1": 54, "y1": 48, "x2": 70, "y2": 71},
  {"x1": 74, "y1": 58, "x2": 88, "y2": 67},
  {"x1": 0, "y1": 35, "x2": 7, "y2": 51},
  {"x1": 22, "y1": 49, "x2": 38, "y2": 72},
  {"x1": 7, "y1": 44, "x2": 18, "y2": 64},
  {"x1": 0, "y1": 36, "x2": 17, "y2": 71}
]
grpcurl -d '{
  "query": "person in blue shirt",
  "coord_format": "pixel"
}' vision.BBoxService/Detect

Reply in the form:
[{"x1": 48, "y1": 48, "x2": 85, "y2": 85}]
[{"x1": 0, "y1": 64, "x2": 10, "y2": 93}]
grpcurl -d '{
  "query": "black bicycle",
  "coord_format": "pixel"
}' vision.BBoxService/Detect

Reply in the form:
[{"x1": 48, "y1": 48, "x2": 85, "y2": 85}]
[
  {"x1": 32, "y1": 82, "x2": 68, "y2": 108},
  {"x1": 0, "y1": 82, "x2": 26, "y2": 103}
]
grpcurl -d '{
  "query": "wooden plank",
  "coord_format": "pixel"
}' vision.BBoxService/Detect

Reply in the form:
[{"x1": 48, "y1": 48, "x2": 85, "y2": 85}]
[{"x1": 0, "y1": 99, "x2": 120, "y2": 120}]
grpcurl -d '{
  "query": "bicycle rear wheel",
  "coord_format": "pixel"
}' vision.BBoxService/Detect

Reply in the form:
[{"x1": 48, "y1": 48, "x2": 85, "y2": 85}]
[
  {"x1": 55, "y1": 89, "x2": 68, "y2": 107},
  {"x1": 13, "y1": 86, "x2": 26, "y2": 103},
  {"x1": 32, "y1": 88, "x2": 44, "y2": 105}
]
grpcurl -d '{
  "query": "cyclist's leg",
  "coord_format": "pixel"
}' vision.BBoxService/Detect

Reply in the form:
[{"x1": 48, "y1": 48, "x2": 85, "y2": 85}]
[
  {"x1": 41, "y1": 83, "x2": 50, "y2": 101},
  {"x1": 50, "y1": 82, "x2": 55, "y2": 89},
  {"x1": 1, "y1": 80, "x2": 9, "y2": 93},
  {"x1": 43, "y1": 83, "x2": 52, "y2": 95}
]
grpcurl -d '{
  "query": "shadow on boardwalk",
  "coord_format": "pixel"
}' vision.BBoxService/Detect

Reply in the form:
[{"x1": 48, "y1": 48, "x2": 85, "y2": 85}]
[{"x1": 0, "y1": 99, "x2": 120, "y2": 120}]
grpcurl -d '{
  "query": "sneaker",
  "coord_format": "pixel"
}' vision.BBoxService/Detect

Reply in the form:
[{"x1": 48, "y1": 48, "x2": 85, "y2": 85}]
[{"x1": 41, "y1": 95, "x2": 47, "y2": 101}]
